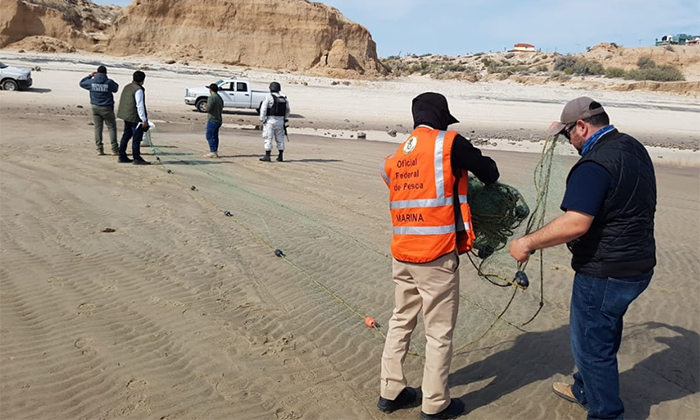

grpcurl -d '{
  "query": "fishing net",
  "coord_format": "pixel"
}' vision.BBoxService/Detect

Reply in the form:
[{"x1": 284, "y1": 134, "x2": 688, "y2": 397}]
[
  {"x1": 146, "y1": 129, "x2": 571, "y2": 356},
  {"x1": 454, "y1": 133, "x2": 569, "y2": 339},
  {"x1": 469, "y1": 178, "x2": 530, "y2": 260}
]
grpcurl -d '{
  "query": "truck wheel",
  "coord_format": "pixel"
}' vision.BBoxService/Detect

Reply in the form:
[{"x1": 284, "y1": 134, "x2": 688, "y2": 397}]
[
  {"x1": 195, "y1": 98, "x2": 207, "y2": 113},
  {"x1": 2, "y1": 79, "x2": 18, "y2": 91}
]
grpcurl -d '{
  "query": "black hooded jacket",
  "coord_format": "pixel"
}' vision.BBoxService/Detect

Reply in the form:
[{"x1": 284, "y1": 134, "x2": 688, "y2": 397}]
[{"x1": 412, "y1": 93, "x2": 499, "y2": 184}]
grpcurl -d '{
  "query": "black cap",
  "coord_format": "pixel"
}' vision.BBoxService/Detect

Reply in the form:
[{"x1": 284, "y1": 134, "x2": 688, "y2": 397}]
[
  {"x1": 97, "y1": 65, "x2": 107, "y2": 74},
  {"x1": 412, "y1": 92, "x2": 459, "y2": 130},
  {"x1": 207, "y1": 83, "x2": 219, "y2": 92}
]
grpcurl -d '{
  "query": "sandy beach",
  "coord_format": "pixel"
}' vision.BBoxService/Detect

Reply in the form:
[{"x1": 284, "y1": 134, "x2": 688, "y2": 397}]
[{"x1": 1, "y1": 52, "x2": 699, "y2": 420}]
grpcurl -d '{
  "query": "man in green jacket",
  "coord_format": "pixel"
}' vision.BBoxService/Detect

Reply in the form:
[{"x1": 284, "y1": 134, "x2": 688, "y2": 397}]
[
  {"x1": 204, "y1": 83, "x2": 224, "y2": 158},
  {"x1": 116, "y1": 71, "x2": 150, "y2": 165}
]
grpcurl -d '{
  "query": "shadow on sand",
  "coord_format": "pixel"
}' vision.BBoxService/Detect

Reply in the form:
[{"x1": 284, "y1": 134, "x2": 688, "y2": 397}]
[{"x1": 448, "y1": 322, "x2": 698, "y2": 418}]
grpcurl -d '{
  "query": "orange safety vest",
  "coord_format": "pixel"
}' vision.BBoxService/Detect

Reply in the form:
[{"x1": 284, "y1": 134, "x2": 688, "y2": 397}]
[{"x1": 381, "y1": 127, "x2": 474, "y2": 263}]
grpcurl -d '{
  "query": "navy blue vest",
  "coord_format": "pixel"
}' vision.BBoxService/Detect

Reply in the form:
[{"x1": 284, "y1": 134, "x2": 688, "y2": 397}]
[{"x1": 566, "y1": 129, "x2": 656, "y2": 277}]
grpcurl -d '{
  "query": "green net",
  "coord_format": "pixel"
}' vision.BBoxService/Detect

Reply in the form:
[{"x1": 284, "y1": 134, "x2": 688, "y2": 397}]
[{"x1": 468, "y1": 177, "x2": 530, "y2": 260}]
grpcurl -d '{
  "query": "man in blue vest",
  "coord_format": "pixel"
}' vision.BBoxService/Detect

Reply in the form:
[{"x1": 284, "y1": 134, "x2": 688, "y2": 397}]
[
  {"x1": 79, "y1": 65, "x2": 119, "y2": 155},
  {"x1": 509, "y1": 97, "x2": 656, "y2": 420}
]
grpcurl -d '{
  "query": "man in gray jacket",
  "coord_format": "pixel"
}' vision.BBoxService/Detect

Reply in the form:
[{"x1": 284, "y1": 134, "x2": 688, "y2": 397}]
[{"x1": 80, "y1": 65, "x2": 119, "y2": 155}]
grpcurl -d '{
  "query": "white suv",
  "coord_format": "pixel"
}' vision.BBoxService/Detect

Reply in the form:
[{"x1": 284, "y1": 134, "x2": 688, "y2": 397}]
[{"x1": 0, "y1": 61, "x2": 33, "y2": 91}]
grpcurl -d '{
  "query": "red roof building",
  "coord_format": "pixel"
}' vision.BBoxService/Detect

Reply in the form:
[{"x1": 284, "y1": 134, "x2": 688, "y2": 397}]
[{"x1": 509, "y1": 43, "x2": 536, "y2": 52}]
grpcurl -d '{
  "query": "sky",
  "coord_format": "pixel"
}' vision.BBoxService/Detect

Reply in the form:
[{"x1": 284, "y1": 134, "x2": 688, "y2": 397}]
[{"x1": 93, "y1": 0, "x2": 699, "y2": 57}]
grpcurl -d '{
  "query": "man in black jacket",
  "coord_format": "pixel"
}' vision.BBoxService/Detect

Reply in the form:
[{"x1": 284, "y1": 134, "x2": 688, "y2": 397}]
[
  {"x1": 509, "y1": 97, "x2": 656, "y2": 420},
  {"x1": 79, "y1": 65, "x2": 119, "y2": 155}
]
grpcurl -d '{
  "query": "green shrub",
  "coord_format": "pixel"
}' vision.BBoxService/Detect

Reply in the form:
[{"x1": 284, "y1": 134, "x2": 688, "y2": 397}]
[
  {"x1": 572, "y1": 59, "x2": 604, "y2": 75},
  {"x1": 554, "y1": 55, "x2": 577, "y2": 71},
  {"x1": 487, "y1": 64, "x2": 530, "y2": 75},
  {"x1": 442, "y1": 63, "x2": 468, "y2": 72},
  {"x1": 637, "y1": 57, "x2": 656, "y2": 69},
  {"x1": 626, "y1": 65, "x2": 685, "y2": 81},
  {"x1": 550, "y1": 71, "x2": 571, "y2": 81},
  {"x1": 553, "y1": 55, "x2": 604, "y2": 76},
  {"x1": 604, "y1": 67, "x2": 627, "y2": 78}
]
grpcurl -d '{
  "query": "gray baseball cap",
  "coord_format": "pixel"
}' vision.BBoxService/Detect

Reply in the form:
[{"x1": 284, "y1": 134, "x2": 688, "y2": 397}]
[{"x1": 548, "y1": 97, "x2": 606, "y2": 135}]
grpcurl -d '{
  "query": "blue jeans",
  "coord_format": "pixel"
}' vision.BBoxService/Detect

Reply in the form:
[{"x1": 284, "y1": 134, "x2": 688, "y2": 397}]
[
  {"x1": 570, "y1": 271, "x2": 652, "y2": 420},
  {"x1": 119, "y1": 121, "x2": 145, "y2": 160},
  {"x1": 206, "y1": 120, "x2": 221, "y2": 152}
]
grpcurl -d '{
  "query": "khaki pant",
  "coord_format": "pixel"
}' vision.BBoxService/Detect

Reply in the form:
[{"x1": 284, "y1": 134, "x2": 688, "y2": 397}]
[
  {"x1": 380, "y1": 251, "x2": 460, "y2": 415},
  {"x1": 92, "y1": 104, "x2": 118, "y2": 153}
]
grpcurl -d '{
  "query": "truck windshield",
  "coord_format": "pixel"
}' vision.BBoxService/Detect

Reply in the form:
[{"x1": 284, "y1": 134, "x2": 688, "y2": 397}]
[
  {"x1": 215, "y1": 80, "x2": 223, "y2": 85},
  {"x1": 0, "y1": 61, "x2": 7, "y2": 69}
]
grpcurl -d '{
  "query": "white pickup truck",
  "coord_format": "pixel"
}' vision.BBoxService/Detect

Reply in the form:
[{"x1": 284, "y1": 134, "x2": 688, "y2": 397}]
[{"x1": 185, "y1": 79, "x2": 267, "y2": 113}]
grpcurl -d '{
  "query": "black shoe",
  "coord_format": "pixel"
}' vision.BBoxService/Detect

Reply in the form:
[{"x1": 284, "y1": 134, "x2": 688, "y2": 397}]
[
  {"x1": 420, "y1": 398, "x2": 464, "y2": 420},
  {"x1": 276, "y1": 151, "x2": 284, "y2": 162},
  {"x1": 132, "y1": 159, "x2": 151, "y2": 165},
  {"x1": 118, "y1": 156, "x2": 132, "y2": 163},
  {"x1": 377, "y1": 387, "x2": 417, "y2": 414},
  {"x1": 259, "y1": 155, "x2": 271, "y2": 162}
]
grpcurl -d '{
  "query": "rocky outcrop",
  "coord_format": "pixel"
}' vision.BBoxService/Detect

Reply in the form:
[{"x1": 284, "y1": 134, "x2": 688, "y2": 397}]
[
  {"x1": 106, "y1": 0, "x2": 387, "y2": 75},
  {"x1": 0, "y1": 0, "x2": 120, "y2": 50},
  {"x1": 1, "y1": 0, "x2": 387, "y2": 76},
  {"x1": 610, "y1": 80, "x2": 700, "y2": 97},
  {"x1": 5, "y1": 34, "x2": 76, "y2": 52}
]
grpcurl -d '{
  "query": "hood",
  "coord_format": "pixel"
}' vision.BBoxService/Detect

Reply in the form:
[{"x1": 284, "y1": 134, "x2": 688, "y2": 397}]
[
  {"x1": 411, "y1": 92, "x2": 459, "y2": 130},
  {"x1": 187, "y1": 86, "x2": 210, "y2": 93},
  {"x1": 93, "y1": 72, "x2": 108, "y2": 83},
  {"x1": 0, "y1": 65, "x2": 30, "y2": 77}
]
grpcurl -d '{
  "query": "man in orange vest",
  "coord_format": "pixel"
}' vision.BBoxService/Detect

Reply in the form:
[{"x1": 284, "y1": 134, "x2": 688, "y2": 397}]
[{"x1": 378, "y1": 92, "x2": 500, "y2": 420}]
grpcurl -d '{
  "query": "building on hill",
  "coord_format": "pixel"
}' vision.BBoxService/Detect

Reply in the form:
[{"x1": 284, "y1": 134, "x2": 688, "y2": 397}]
[
  {"x1": 508, "y1": 43, "x2": 536, "y2": 52},
  {"x1": 655, "y1": 34, "x2": 700, "y2": 46}
]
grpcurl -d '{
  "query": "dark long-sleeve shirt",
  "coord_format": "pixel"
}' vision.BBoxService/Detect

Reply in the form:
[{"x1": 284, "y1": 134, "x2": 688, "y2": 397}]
[
  {"x1": 206, "y1": 93, "x2": 224, "y2": 123},
  {"x1": 451, "y1": 134, "x2": 499, "y2": 185}
]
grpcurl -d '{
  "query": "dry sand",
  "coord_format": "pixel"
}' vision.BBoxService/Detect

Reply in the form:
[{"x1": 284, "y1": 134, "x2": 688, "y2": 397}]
[{"x1": 0, "y1": 52, "x2": 699, "y2": 420}]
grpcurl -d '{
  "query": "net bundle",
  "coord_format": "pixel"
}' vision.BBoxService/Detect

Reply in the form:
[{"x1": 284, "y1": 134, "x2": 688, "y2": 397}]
[{"x1": 468, "y1": 177, "x2": 530, "y2": 260}]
